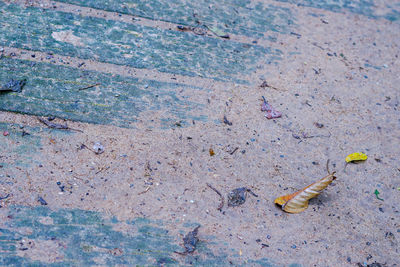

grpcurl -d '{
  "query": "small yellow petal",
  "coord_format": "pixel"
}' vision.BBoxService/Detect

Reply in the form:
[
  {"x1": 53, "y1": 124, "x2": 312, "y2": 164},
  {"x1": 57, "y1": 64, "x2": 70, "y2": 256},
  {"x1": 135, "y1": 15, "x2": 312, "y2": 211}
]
[{"x1": 345, "y1": 152, "x2": 367, "y2": 163}]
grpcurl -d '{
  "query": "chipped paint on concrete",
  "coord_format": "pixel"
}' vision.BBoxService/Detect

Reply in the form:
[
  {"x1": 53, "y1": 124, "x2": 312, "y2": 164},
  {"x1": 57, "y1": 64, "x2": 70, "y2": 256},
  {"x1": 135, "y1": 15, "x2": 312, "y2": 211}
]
[
  {"x1": 0, "y1": 58, "x2": 206, "y2": 127},
  {"x1": 0, "y1": 2, "x2": 281, "y2": 83},
  {"x1": 56, "y1": 0, "x2": 295, "y2": 39},
  {"x1": 0, "y1": 122, "x2": 71, "y2": 174},
  {"x1": 0, "y1": 206, "x2": 283, "y2": 266}
]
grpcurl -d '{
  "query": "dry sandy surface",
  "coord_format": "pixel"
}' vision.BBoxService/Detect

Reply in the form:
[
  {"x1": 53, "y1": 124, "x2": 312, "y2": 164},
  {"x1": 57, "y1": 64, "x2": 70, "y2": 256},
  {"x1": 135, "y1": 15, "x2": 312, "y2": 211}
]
[{"x1": 1, "y1": 1, "x2": 399, "y2": 266}]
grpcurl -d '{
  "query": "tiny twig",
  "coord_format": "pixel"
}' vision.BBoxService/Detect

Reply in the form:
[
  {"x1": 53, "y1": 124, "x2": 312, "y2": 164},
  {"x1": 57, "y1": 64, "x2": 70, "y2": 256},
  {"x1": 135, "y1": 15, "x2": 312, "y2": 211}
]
[
  {"x1": 95, "y1": 166, "x2": 110, "y2": 175},
  {"x1": 229, "y1": 147, "x2": 239, "y2": 155},
  {"x1": 173, "y1": 251, "x2": 188, "y2": 256},
  {"x1": 138, "y1": 186, "x2": 151, "y2": 195},
  {"x1": 78, "y1": 83, "x2": 100, "y2": 91},
  {"x1": 246, "y1": 188, "x2": 258, "y2": 197},
  {"x1": 262, "y1": 96, "x2": 267, "y2": 104},
  {"x1": 343, "y1": 162, "x2": 348, "y2": 173},
  {"x1": 38, "y1": 117, "x2": 83, "y2": 132},
  {"x1": 326, "y1": 159, "x2": 330, "y2": 175},
  {"x1": 206, "y1": 183, "x2": 224, "y2": 211}
]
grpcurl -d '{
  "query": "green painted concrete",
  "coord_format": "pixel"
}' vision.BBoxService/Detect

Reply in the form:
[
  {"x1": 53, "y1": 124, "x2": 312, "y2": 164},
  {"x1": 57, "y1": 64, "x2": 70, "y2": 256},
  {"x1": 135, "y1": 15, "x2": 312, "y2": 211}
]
[
  {"x1": 0, "y1": 58, "x2": 206, "y2": 127},
  {"x1": 0, "y1": 2, "x2": 281, "y2": 83},
  {"x1": 0, "y1": 206, "x2": 279, "y2": 266},
  {"x1": 56, "y1": 0, "x2": 295, "y2": 39},
  {"x1": 0, "y1": 122, "x2": 72, "y2": 173}
]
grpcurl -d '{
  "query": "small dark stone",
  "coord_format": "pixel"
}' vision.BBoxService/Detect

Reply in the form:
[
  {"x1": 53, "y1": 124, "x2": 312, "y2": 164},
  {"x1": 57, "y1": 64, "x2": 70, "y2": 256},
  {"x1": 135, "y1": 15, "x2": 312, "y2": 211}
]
[
  {"x1": 347, "y1": 257, "x2": 351, "y2": 263},
  {"x1": 314, "y1": 122, "x2": 324, "y2": 128},
  {"x1": 38, "y1": 196, "x2": 48, "y2": 205}
]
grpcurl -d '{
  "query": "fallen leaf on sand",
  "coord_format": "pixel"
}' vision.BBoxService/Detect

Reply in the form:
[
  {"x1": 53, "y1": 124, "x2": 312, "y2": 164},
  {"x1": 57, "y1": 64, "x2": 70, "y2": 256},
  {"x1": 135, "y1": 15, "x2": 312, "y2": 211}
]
[
  {"x1": 275, "y1": 164, "x2": 336, "y2": 213},
  {"x1": 261, "y1": 96, "x2": 281, "y2": 119},
  {"x1": 345, "y1": 152, "x2": 367, "y2": 163}
]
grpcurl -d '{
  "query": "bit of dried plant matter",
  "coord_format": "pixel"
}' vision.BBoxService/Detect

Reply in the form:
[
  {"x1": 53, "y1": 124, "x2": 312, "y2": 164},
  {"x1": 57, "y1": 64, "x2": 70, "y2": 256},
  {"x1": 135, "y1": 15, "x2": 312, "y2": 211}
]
[
  {"x1": 175, "y1": 226, "x2": 200, "y2": 255},
  {"x1": 0, "y1": 79, "x2": 26, "y2": 92},
  {"x1": 209, "y1": 148, "x2": 215, "y2": 156},
  {"x1": 274, "y1": 161, "x2": 336, "y2": 213},
  {"x1": 38, "y1": 117, "x2": 83, "y2": 132},
  {"x1": 206, "y1": 183, "x2": 224, "y2": 211},
  {"x1": 261, "y1": 96, "x2": 281, "y2": 119},
  {"x1": 228, "y1": 187, "x2": 258, "y2": 207}
]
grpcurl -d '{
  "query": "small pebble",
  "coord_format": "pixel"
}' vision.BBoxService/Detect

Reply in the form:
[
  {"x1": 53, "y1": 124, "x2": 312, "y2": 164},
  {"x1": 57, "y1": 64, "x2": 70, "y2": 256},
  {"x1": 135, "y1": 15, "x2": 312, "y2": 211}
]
[
  {"x1": 93, "y1": 142, "x2": 104, "y2": 154},
  {"x1": 291, "y1": 245, "x2": 296, "y2": 249},
  {"x1": 3, "y1": 131, "x2": 9, "y2": 136}
]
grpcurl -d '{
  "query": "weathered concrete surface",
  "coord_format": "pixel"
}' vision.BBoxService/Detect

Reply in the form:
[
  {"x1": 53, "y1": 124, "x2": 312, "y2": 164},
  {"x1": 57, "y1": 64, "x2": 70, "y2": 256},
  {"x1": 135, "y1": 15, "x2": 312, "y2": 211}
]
[{"x1": 1, "y1": 0, "x2": 399, "y2": 266}]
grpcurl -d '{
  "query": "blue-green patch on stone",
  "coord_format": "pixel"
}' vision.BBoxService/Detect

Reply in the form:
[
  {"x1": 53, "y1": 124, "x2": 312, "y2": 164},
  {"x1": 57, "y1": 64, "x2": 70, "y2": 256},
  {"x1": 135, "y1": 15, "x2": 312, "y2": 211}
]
[
  {"x1": 0, "y1": 122, "x2": 72, "y2": 173},
  {"x1": 0, "y1": 206, "x2": 281, "y2": 266},
  {"x1": 0, "y1": 57, "x2": 207, "y2": 128},
  {"x1": 56, "y1": 0, "x2": 295, "y2": 39},
  {"x1": 0, "y1": 2, "x2": 281, "y2": 83}
]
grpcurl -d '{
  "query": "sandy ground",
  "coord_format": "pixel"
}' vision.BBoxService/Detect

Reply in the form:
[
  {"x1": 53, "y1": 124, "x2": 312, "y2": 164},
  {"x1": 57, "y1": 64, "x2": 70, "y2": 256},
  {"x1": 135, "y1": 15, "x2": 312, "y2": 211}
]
[{"x1": 1, "y1": 0, "x2": 399, "y2": 266}]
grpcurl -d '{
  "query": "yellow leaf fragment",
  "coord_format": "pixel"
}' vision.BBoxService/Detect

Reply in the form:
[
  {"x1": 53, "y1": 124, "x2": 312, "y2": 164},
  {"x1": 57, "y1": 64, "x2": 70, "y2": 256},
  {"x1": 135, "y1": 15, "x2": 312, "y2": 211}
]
[
  {"x1": 345, "y1": 152, "x2": 367, "y2": 163},
  {"x1": 209, "y1": 148, "x2": 215, "y2": 156},
  {"x1": 274, "y1": 172, "x2": 336, "y2": 213}
]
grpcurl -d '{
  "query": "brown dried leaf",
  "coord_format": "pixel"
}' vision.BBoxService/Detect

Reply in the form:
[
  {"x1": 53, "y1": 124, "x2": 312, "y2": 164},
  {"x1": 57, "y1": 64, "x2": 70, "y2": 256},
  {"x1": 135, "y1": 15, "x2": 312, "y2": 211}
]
[{"x1": 274, "y1": 171, "x2": 336, "y2": 213}]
